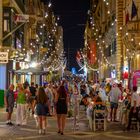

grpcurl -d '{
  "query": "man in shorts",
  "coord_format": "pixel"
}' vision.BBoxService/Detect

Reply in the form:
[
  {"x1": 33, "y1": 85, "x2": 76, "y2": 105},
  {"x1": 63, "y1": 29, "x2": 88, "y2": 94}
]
[
  {"x1": 4, "y1": 84, "x2": 15, "y2": 125},
  {"x1": 108, "y1": 83, "x2": 121, "y2": 122}
]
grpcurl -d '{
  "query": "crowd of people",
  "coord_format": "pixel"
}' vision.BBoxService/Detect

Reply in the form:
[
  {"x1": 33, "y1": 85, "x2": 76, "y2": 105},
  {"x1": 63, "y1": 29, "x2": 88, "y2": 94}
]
[
  {"x1": 5, "y1": 81, "x2": 68, "y2": 135},
  {"x1": 80, "y1": 81, "x2": 140, "y2": 131},
  {"x1": 4, "y1": 78, "x2": 140, "y2": 135}
]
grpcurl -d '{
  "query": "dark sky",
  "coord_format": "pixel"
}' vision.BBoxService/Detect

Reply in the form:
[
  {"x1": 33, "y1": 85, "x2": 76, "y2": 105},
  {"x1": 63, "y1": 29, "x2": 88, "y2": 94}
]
[{"x1": 42, "y1": 0, "x2": 90, "y2": 71}]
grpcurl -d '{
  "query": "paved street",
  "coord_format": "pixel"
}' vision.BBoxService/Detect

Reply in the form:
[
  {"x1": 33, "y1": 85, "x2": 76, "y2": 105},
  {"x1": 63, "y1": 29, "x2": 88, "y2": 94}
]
[{"x1": 0, "y1": 108, "x2": 140, "y2": 140}]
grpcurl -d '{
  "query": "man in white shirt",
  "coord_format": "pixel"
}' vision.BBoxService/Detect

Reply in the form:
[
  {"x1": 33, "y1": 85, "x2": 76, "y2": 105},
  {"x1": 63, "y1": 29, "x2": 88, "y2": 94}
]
[
  {"x1": 45, "y1": 84, "x2": 53, "y2": 116},
  {"x1": 99, "y1": 85, "x2": 107, "y2": 102},
  {"x1": 127, "y1": 86, "x2": 139, "y2": 130},
  {"x1": 108, "y1": 83, "x2": 121, "y2": 121}
]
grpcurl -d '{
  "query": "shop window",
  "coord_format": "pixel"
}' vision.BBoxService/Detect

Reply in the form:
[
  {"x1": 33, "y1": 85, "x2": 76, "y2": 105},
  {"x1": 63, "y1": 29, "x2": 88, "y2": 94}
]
[
  {"x1": 4, "y1": 19, "x2": 10, "y2": 32},
  {"x1": 4, "y1": 12, "x2": 9, "y2": 17}
]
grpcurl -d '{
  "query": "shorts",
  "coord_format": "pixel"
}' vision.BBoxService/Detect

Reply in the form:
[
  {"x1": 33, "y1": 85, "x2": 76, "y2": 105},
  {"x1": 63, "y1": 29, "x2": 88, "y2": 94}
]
[
  {"x1": 27, "y1": 96, "x2": 35, "y2": 104},
  {"x1": 6, "y1": 106, "x2": 14, "y2": 113},
  {"x1": 110, "y1": 102, "x2": 118, "y2": 109},
  {"x1": 36, "y1": 103, "x2": 49, "y2": 116}
]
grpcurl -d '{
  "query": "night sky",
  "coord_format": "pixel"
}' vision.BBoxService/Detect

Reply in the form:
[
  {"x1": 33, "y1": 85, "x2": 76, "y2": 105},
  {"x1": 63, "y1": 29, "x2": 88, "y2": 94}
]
[{"x1": 42, "y1": 0, "x2": 90, "y2": 72}]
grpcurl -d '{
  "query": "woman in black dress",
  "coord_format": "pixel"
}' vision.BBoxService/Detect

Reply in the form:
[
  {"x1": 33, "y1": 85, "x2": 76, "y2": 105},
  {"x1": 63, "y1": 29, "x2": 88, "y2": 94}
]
[{"x1": 56, "y1": 81, "x2": 68, "y2": 135}]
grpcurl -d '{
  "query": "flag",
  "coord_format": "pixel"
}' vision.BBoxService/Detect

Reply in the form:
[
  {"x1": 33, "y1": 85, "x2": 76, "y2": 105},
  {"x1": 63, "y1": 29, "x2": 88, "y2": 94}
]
[
  {"x1": 131, "y1": 0, "x2": 137, "y2": 19},
  {"x1": 125, "y1": 11, "x2": 129, "y2": 24}
]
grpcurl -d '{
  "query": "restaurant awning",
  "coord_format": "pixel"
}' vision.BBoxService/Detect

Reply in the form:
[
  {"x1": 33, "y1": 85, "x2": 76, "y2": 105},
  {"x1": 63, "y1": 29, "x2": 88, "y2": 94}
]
[{"x1": 14, "y1": 68, "x2": 48, "y2": 75}]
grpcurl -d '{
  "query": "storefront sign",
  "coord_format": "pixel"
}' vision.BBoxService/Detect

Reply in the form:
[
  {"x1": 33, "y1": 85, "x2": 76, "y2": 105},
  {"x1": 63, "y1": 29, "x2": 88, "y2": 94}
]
[
  {"x1": 15, "y1": 14, "x2": 29, "y2": 22},
  {"x1": 111, "y1": 70, "x2": 116, "y2": 79},
  {"x1": 0, "y1": 52, "x2": 8, "y2": 63}
]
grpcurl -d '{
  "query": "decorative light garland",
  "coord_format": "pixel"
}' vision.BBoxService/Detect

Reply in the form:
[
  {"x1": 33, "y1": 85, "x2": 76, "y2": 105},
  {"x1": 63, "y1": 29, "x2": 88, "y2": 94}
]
[{"x1": 76, "y1": 51, "x2": 98, "y2": 72}]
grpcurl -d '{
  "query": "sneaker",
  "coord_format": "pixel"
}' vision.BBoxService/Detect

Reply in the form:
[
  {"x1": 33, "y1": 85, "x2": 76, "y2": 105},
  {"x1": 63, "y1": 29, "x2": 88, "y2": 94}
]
[
  {"x1": 38, "y1": 129, "x2": 42, "y2": 135},
  {"x1": 6, "y1": 122, "x2": 9, "y2": 125},
  {"x1": 8, "y1": 122, "x2": 14, "y2": 126},
  {"x1": 61, "y1": 132, "x2": 64, "y2": 135}
]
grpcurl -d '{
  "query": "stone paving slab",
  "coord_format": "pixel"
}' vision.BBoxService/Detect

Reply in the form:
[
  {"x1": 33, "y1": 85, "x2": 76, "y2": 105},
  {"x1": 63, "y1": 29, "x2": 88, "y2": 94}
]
[{"x1": 1, "y1": 108, "x2": 140, "y2": 140}]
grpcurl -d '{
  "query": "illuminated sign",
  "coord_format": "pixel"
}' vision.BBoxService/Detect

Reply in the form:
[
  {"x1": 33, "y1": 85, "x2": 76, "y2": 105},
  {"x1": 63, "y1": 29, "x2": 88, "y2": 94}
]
[
  {"x1": 111, "y1": 70, "x2": 116, "y2": 79},
  {"x1": 0, "y1": 52, "x2": 8, "y2": 63}
]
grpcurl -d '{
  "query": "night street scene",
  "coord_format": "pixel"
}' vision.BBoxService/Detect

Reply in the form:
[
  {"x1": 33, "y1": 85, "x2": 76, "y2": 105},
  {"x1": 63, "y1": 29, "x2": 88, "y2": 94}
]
[{"x1": 1, "y1": 0, "x2": 140, "y2": 140}]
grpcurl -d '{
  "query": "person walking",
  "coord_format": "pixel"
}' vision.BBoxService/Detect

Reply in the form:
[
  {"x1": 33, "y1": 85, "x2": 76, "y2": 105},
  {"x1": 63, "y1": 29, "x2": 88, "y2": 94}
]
[
  {"x1": 44, "y1": 83, "x2": 53, "y2": 116},
  {"x1": 56, "y1": 81, "x2": 68, "y2": 135},
  {"x1": 108, "y1": 83, "x2": 121, "y2": 121},
  {"x1": 51, "y1": 84, "x2": 58, "y2": 116},
  {"x1": 16, "y1": 84, "x2": 27, "y2": 125},
  {"x1": 35, "y1": 87, "x2": 49, "y2": 135},
  {"x1": 29, "y1": 82, "x2": 36, "y2": 114},
  {"x1": 4, "y1": 84, "x2": 15, "y2": 125},
  {"x1": 72, "y1": 82, "x2": 80, "y2": 121}
]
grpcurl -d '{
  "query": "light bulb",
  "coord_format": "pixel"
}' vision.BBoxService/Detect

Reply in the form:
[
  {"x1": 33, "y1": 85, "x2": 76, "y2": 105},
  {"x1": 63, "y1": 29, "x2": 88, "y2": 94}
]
[
  {"x1": 48, "y1": 2, "x2": 52, "y2": 7},
  {"x1": 126, "y1": 32, "x2": 128, "y2": 36}
]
